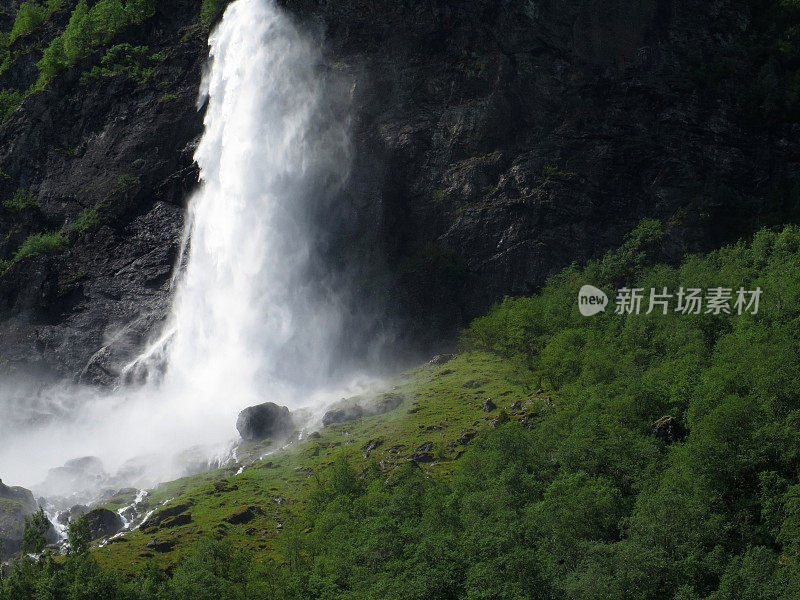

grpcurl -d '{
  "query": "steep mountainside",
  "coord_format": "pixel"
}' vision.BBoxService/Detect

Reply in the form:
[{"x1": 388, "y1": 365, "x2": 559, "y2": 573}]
[{"x1": 0, "y1": 0, "x2": 797, "y2": 381}]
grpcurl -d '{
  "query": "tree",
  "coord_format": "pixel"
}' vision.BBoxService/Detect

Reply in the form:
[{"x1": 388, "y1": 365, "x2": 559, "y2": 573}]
[
  {"x1": 68, "y1": 514, "x2": 92, "y2": 556},
  {"x1": 21, "y1": 507, "x2": 49, "y2": 555}
]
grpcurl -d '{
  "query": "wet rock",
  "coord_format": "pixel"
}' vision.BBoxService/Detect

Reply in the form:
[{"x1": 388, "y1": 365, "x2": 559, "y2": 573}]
[
  {"x1": 236, "y1": 402, "x2": 294, "y2": 441},
  {"x1": 429, "y1": 354, "x2": 454, "y2": 365},
  {"x1": 84, "y1": 507, "x2": 124, "y2": 540},
  {"x1": 40, "y1": 457, "x2": 107, "y2": 498},
  {"x1": 322, "y1": 405, "x2": 364, "y2": 426}
]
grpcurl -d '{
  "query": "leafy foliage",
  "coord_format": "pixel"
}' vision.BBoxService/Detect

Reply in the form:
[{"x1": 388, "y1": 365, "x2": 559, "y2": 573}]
[
  {"x1": 80, "y1": 43, "x2": 164, "y2": 84},
  {"x1": 35, "y1": 0, "x2": 157, "y2": 88},
  {"x1": 12, "y1": 231, "x2": 67, "y2": 262},
  {"x1": 3, "y1": 188, "x2": 38, "y2": 211}
]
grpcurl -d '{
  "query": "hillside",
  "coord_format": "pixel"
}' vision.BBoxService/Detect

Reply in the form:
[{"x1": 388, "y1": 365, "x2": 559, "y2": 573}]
[{"x1": 3, "y1": 223, "x2": 800, "y2": 598}]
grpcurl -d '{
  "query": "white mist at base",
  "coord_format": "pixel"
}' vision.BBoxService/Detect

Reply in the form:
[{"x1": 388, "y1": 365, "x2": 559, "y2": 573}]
[{"x1": 0, "y1": 0, "x2": 371, "y2": 498}]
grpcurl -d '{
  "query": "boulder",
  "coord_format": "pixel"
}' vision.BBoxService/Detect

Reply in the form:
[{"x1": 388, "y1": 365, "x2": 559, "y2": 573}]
[
  {"x1": 650, "y1": 416, "x2": 685, "y2": 444},
  {"x1": 236, "y1": 403, "x2": 294, "y2": 441},
  {"x1": 84, "y1": 508, "x2": 124, "y2": 540},
  {"x1": 483, "y1": 398, "x2": 497, "y2": 412},
  {"x1": 322, "y1": 405, "x2": 364, "y2": 426},
  {"x1": 429, "y1": 354, "x2": 454, "y2": 365}
]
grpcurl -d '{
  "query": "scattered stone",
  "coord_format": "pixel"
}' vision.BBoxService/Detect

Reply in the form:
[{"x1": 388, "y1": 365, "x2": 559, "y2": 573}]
[
  {"x1": 161, "y1": 513, "x2": 192, "y2": 528},
  {"x1": 483, "y1": 398, "x2": 497, "y2": 412},
  {"x1": 146, "y1": 538, "x2": 176, "y2": 553},
  {"x1": 363, "y1": 438, "x2": 383, "y2": 455},
  {"x1": 410, "y1": 453, "x2": 435, "y2": 463},
  {"x1": 141, "y1": 502, "x2": 193, "y2": 529},
  {"x1": 236, "y1": 402, "x2": 295, "y2": 441},
  {"x1": 509, "y1": 401, "x2": 523, "y2": 411}
]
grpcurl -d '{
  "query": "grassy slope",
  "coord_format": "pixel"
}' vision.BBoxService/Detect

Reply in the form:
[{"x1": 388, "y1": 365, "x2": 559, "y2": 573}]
[{"x1": 93, "y1": 352, "x2": 549, "y2": 573}]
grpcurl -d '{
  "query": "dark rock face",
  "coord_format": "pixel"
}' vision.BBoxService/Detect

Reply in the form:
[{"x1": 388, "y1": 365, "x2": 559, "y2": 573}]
[
  {"x1": 84, "y1": 507, "x2": 124, "y2": 540},
  {"x1": 0, "y1": 0, "x2": 204, "y2": 382},
  {"x1": 236, "y1": 403, "x2": 295, "y2": 441},
  {"x1": 0, "y1": 0, "x2": 798, "y2": 378},
  {"x1": 0, "y1": 479, "x2": 38, "y2": 558}
]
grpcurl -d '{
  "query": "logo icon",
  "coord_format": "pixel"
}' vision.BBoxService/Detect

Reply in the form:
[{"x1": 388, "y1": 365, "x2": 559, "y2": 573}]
[{"x1": 578, "y1": 285, "x2": 608, "y2": 316}]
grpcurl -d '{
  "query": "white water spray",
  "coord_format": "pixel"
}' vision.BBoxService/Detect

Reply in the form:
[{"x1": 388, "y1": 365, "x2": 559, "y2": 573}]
[{"x1": 0, "y1": 0, "x2": 367, "y2": 495}]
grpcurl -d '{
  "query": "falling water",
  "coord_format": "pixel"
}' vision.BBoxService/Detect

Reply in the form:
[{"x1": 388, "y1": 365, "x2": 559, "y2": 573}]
[
  {"x1": 0, "y1": 0, "x2": 363, "y2": 494},
  {"x1": 134, "y1": 0, "x2": 351, "y2": 402}
]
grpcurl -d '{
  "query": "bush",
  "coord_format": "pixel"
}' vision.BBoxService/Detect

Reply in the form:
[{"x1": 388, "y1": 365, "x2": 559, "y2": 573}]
[
  {"x1": 0, "y1": 88, "x2": 22, "y2": 122},
  {"x1": 12, "y1": 231, "x2": 67, "y2": 262},
  {"x1": 3, "y1": 188, "x2": 38, "y2": 211},
  {"x1": 35, "y1": 0, "x2": 157, "y2": 88},
  {"x1": 63, "y1": 207, "x2": 100, "y2": 235},
  {"x1": 80, "y1": 43, "x2": 164, "y2": 84},
  {"x1": 8, "y1": 2, "x2": 47, "y2": 44},
  {"x1": 200, "y1": 0, "x2": 228, "y2": 27}
]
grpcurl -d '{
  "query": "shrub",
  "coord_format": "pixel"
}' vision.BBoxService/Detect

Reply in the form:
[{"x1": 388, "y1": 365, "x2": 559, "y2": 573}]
[
  {"x1": 80, "y1": 43, "x2": 164, "y2": 84},
  {"x1": 35, "y1": 0, "x2": 157, "y2": 88},
  {"x1": 8, "y1": 2, "x2": 47, "y2": 44},
  {"x1": 0, "y1": 88, "x2": 22, "y2": 122},
  {"x1": 63, "y1": 207, "x2": 100, "y2": 235},
  {"x1": 3, "y1": 188, "x2": 38, "y2": 211},
  {"x1": 200, "y1": 0, "x2": 228, "y2": 27},
  {"x1": 12, "y1": 231, "x2": 67, "y2": 262}
]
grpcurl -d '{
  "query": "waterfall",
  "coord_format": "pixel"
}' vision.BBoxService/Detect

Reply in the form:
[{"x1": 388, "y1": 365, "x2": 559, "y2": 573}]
[
  {"x1": 132, "y1": 0, "x2": 351, "y2": 403},
  {"x1": 0, "y1": 0, "x2": 361, "y2": 494}
]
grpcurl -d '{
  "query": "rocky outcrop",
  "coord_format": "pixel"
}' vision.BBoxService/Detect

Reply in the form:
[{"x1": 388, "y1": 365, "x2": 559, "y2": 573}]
[
  {"x1": 235, "y1": 403, "x2": 294, "y2": 441},
  {"x1": 0, "y1": 479, "x2": 38, "y2": 557},
  {"x1": 84, "y1": 507, "x2": 124, "y2": 540}
]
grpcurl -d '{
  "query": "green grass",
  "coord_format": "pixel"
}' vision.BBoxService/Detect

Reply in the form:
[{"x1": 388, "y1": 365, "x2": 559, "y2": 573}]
[{"x1": 93, "y1": 351, "x2": 544, "y2": 572}]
